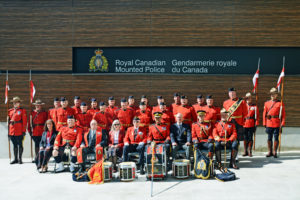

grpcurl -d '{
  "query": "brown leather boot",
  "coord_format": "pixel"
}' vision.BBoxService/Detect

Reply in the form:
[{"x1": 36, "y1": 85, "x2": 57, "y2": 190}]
[
  {"x1": 266, "y1": 141, "x2": 273, "y2": 157},
  {"x1": 248, "y1": 141, "x2": 253, "y2": 157},
  {"x1": 230, "y1": 150, "x2": 239, "y2": 169},
  {"x1": 273, "y1": 141, "x2": 279, "y2": 158},
  {"x1": 242, "y1": 141, "x2": 248, "y2": 156}
]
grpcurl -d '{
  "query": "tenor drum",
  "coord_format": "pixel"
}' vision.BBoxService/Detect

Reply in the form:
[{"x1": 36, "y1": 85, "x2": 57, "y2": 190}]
[
  {"x1": 172, "y1": 159, "x2": 191, "y2": 179},
  {"x1": 145, "y1": 144, "x2": 167, "y2": 179},
  {"x1": 104, "y1": 161, "x2": 113, "y2": 181},
  {"x1": 119, "y1": 162, "x2": 136, "y2": 181}
]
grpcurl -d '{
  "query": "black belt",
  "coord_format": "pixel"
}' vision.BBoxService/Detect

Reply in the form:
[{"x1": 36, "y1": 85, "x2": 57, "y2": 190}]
[
  {"x1": 10, "y1": 120, "x2": 22, "y2": 125},
  {"x1": 266, "y1": 115, "x2": 279, "y2": 120},
  {"x1": 154, "y1": 139, "x2": 165, "y2": 141}
]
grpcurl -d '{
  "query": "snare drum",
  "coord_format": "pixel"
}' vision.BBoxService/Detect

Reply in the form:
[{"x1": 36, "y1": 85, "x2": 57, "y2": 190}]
[
  {"x1": 104, "y1": 162, "x2": 113, "y2": 181},
  {"x1": 172, "y1": 159, "x2": 191, "y2": 179},
  {"x1": 119, "y1": 162, "x2": 136, "y2": 181}
]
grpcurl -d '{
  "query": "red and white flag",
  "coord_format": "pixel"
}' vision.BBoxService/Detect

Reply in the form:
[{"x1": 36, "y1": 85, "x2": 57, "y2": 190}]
[
  {"x1": 30, "y1": 80, "x2": 36, "y2": 103},
  {"x1": 5, "y1": 81, "x2": 10, "y2": 104},
  {"x1": 276, "y1": 66, "x2": 285, "y2": 92},
  {"x1": 252, "y1": 67, "x2": 259, "y2": 93}
]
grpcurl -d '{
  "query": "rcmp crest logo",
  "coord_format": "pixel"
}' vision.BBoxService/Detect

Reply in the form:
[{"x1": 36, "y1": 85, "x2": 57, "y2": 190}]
[{"x1": 89, "y1": 49, "x2": 108, "y2": 72}]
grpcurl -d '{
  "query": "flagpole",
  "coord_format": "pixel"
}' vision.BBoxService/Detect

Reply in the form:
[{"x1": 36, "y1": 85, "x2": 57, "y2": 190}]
[
  {"x1": 253, "y1": 58, "x2": 260, "y2": 151},
  {"x1": 278, "y1": 57, "x2": 285, "y2": 156},
  {"x1": 6, "y1": 70, "x2": 11, "y2": 162},
  {"x1": 29, "y1": 70, "x2": 33, "y2": 161}
]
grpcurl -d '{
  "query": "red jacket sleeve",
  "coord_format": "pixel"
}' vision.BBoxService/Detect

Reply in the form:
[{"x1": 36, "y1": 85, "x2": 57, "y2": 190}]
[
  {"x1": 118, "y1": 131, "x2": 124, "y2": 148},
  {"x1": 229, "y1": 125, "x2": 237, "y2": 141},
  {"x1": 75, "y1": 128, "x2": 83, "y2": 148},
  {"x1": 142, "y1": 130, "x2": 147, "y2": 143},
  {"x1": 166, "y1": 128, "x2": 170, "y2": 141},
  {"x1": 263, "y1": 102, "x2": 267, "y2": 126},
  {"x1": 22, "y1": 109, "x2": 28, "y2": 133},
  {"x1": 124, "y1": 128, "x2": 130, "y2": 144},
  {"x1": 191, "y1": 124, "x2": 198, "y2": 142},
  {"x1": 54, "y1": 132, "x2": 62, "y2": 147},
  {"x1": 147, "y1": 127, "x2": 153, "y2": 143},
  {"x1": 212, "y1": 125, "x2": 219, "y2": 140},
  {"x1": 108, "y1": 131, "x2": 113, "y2": 147},
  {"x1": 280, "y1": 102, "x2": 286, "y2": 126}
]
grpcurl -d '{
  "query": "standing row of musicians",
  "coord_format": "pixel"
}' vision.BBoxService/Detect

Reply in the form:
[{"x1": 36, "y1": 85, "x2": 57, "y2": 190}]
[{"x1": 7, "y1": 87, "x2": 285, "y2": 174}]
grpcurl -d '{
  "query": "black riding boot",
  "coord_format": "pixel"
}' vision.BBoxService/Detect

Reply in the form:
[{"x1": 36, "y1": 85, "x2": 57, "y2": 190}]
[
  {"x1": 10, "y1": 147, "x2": 18, "y2": 164},
  {"x1": 18, "y1": 147, "x2": 23, "y2": 164}
]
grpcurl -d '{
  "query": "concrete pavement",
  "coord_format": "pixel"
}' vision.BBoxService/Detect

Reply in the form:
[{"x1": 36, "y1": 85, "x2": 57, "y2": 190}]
[{"x1": 0, "y1": 151, "x2": 299, "y2": 200}]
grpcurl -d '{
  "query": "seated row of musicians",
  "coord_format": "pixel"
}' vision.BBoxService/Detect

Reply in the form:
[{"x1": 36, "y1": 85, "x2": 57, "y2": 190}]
[{"x1": 50, "y1": 108, "x2": 239, "y2": 173}]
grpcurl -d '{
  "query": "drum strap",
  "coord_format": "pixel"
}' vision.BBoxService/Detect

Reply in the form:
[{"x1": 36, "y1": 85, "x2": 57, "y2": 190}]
[
  {"x1": 196, "y1": 123, "x2": 208, "y2": 137},
  {"x1": 227, "y1": 98, "x2": 243, "y2": 118},
  {"x1": 154, "y1": 125, "x2": 165, "y2": 140}
]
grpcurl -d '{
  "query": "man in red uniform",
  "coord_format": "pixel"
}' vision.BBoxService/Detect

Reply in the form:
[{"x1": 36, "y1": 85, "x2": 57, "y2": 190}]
[
  {"x1": 93, "y1": 102, "x2": 110, "y2": 130},
  {"x1": 76, "y1": 119, "x2": 107, "y2": 171},
  {"x1": 128, "y1": 96, "x2": 138, "y2": 112},
  {"x1": 174, "y1": 95, "x2": 197, "y2": 127},
  {"x1": 203, "y1": 95, "x2": 221, "y2": 125},
  {"x1": 135, "y1": 101, "x2": 152, "y2": 134},
  {"x1": 55, "y1": 97, "x2": 75, "y2": 131},
  {"x1": 170, "y1": 92, "x2": 181, "y2": 114},
  {"x1": 193, "y1": 94, "x2": 207, "y2": 116},
  {"x1": 48, "y1": 97, "x2": 61, "y2": 126},
  {"x1": 87, "y1": 98, "x2": 99, "y2": 116},
  {"x1": 123, "y1": 117, "x2": 147, "y2": 174},
  {"x1": 223, "y1": 88, "x2": 248, "y2": 142},
  {"x1": 152, "y1": 96, "x2": 165, "y2": 113},
  {"x1": 105, "y1": 96, "x2": 118, "y2": 121},
  {"x1": 115, "y1": 98, "x2": 135, "y2": 132},
  {"x1": 243, "y1": 93, "x2": 259, "y2": 157},
  {"x1": 53, "y1": 115, "x2": 83, "y2": 172},
  {"x1": 75, "y1": 102, "x2": 93, "y2": 131},
  {"x1": 148, "y1": 112, "x2": 171, "y2": 167},
  {"x1": 192, "y1": 110, "x2": 214, "y2": 159},
  {"x1": 263, "y1": 87, "x2": 285, "y2": 158},
  {"x1": 155, "y1": 102, "x2": 175, "y2": 127},
  {"x1": 28, "y1": 99, "x2": 48, "y2": 164},
  {"x1": 213, "y1": 109, "x2": 239, "y2": 169},
  {"x1": 141, "y1": 95, "x2": 152, "y2": 112},
  {"x1": 72, "y1": 96, "x2": 82, "y2": 115},
  {"x1": 8, "y1": 97, "x2": 27, "y2": 164}
]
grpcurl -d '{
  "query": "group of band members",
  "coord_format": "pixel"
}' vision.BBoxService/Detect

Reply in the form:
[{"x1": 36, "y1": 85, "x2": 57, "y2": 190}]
[{"x1": 7, "y1": 87, "x2": 285, "y2": 174}]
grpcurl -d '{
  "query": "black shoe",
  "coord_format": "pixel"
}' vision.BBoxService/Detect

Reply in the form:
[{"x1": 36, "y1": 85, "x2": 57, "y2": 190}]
[
  {"x1": 10, "y1": 159, "x2": 18, "y2": 164},
  {"x1": 19, "y1": 159, "x2": 23, "y2": 164},
  {"x1": 140, "y1": 166, "x2": 145, "y2": 175}
]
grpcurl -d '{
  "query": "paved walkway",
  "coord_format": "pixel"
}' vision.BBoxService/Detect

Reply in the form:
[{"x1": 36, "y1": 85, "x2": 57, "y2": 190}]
[{"x1": 0, "y1": 151, "x2": 299, "y2": 200}]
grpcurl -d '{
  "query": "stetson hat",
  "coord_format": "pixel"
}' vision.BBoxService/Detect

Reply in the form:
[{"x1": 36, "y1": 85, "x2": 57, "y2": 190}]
[
  {"x1": 270, "y1": 87, "x2": 278, "y2": 94},
  {"x1": 197, "y1": 110, "x2": 206, "y2": 116},
  {"x1": 10, "y1": 96, "x2": 22, "y2": 103},
  {"x1": 245, "y1": 92, "x2": 252, "y2": 98},
  {"x1": 32, "y1": 99, "x2": 45, "y2": 105}
]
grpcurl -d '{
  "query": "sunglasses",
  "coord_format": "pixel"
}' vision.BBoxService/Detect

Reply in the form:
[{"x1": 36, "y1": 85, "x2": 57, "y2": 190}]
[{"x1": 114, "y1": 124, "x2": 120, "y2": 126}]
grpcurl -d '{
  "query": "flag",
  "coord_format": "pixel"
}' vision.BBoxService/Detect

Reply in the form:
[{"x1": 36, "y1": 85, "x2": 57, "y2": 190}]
[
  {"x1": 30, "y1": 80, "x2": 36, "y2": 103},
  {"x1": 88, "y1": 159, "x2": 104, "y2": 184},
  {"x1": 276, "y1": 67, "x2": 285, "y2": 92},
  {"x1": 5, "y1": 81, "x2": 10, "y2": 104},
  {"x1": 252, "y1": 68, "x2": 259, "y2": 93}
]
